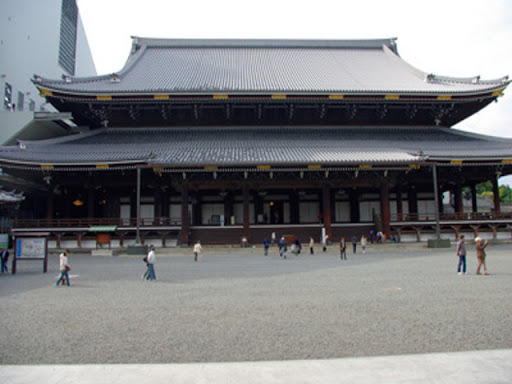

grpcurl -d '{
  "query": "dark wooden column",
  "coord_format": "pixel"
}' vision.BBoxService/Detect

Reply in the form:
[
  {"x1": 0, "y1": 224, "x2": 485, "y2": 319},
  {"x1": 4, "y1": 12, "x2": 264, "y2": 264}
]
[
  {"x1": 154, "y1": 188, "x2": 162, "y2": 220},
  {"x1": 243, "y1": 185, "x2": 250, "y2": 241},
  {"x1": 46, "y1": 188, "x2": 54, "y2": 220},
  {"x1": 407, "y1": 187, "x2": 418, "y2": 217},
  {"x1": 162, "y1": 189, "x2": 170, "y2": 219},
  {"x1": 192, "y1": 191, "x2": 202, "y2": 226},
  {"x1": 470, "y1": 183, "x2": 478, "y2": 214},
  {"x1": 492, "y1": 176, "x2": 501, "y2": 216},
  {"x1": 130, "y1": 191, "x2": 137, "y2": 220},
  {"x1": 349, "y1": 188, "x2": 360, "y2": 223},
  {"x1": 396, "y1": 188, "x2": 403, "y2": 221},
  {"x1": 181, "y1": 185, "x2": 189, "y2": 245},
  {"x1": 63, "y1": 193, "x2": 71, "y2": 219},
  {"x1": 87, "y1": 187, "x2": 95, "y2": 219},
  {"x1": 380, "y1": 183, "x2": 391, "y2": 239},
  {"x1": 454, "y1": 183, "x2": 463, "y2": 218},
  {"x1": 223, "y1": 191, "x2": 233, "y2": 226},
  {"x1": 322, "y1": 184, "x2": 332, "y2": 240},
  {"x1": 289, "y1": 190, "x2": 299, "y2": 224},
  {"x1": 255, "y1": 191, "x2": 265, "y2": 224}
]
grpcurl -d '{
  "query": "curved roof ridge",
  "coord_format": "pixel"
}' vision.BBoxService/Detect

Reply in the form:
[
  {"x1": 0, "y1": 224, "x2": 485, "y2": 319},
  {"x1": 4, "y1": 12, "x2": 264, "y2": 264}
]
[
  {"x1": 131, "y1": 36, "x2": 398, "y2": 51},
  {"x1": 447, "y1": 126, "x2": 512, "y2": 143},
  {"x1": 382, "y1": 46, "x2": 510, "y2": 87},
  {"x1": 427, "y1": 73, "x2": 509, "y2": 86}
]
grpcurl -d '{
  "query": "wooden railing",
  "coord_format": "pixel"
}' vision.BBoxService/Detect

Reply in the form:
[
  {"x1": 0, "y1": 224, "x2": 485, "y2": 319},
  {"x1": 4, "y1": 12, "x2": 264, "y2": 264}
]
[
  {"x1": 390, "y1": 212, "x2": 512, "y2": 222},
  {"x1": 13, "y1": 217, "x2": 182, "y2": 229}
]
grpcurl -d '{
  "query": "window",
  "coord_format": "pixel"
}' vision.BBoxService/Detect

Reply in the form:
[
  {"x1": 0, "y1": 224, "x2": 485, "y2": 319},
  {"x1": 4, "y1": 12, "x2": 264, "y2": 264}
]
[
  {"x1": 4, "y1": 82, "x2": 12, "y2": 110},
  {"x1": 58, "y1": 0, "x2": 78, "y2": 75}
]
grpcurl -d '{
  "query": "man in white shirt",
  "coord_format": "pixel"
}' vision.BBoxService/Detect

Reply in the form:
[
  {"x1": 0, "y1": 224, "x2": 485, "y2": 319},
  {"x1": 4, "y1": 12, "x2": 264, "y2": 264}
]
[{"x1": 145, "y1": 245, "x2": 156, "y2": 281}]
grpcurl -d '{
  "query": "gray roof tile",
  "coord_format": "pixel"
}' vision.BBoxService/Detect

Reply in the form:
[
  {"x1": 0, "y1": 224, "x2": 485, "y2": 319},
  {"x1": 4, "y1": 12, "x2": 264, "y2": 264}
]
[
  {"x1": 33, "y1": 38, "x2": 509, "y2": 95},
  {"x1": 2, "y1": 126, "x2": 512, "y2": 167}
]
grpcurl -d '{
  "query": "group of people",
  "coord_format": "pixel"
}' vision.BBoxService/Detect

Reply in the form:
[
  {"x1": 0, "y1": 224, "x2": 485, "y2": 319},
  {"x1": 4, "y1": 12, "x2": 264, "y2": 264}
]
[
  {"x1": 337, "y1": 235, "x2": 368, "y2": 260},
  {"x1": 262, "y1": 234, "x2": 371, "y2": 260},
  {"x1": 53, "y1": 232, "x2": 492, "y2": 286},
  {"x1": 456, "y1": 235, "x2": 490, "y2": 275}
]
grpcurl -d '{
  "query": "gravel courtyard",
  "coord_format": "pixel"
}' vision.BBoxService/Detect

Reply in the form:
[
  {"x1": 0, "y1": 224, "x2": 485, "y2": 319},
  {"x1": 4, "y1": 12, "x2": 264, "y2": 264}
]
[{"x1": 1, "y1": 243, "x2": 511, "y2": 364}]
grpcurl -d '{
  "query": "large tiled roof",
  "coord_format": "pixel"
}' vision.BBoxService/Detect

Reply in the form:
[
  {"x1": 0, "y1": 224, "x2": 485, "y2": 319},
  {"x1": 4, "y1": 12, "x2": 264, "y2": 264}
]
[
  {"x1": 1, "y1": 126, "x2": 511, "y2": 167},
  {"x1": 33, "y1": 38, "x2": 509, "y2": 96}
]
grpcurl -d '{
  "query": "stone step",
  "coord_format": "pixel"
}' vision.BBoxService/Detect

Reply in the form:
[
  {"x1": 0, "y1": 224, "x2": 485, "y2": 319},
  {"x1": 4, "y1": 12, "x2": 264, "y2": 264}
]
[{"x1": 91, "y1": 249, "x2": 114, "y2": 257}]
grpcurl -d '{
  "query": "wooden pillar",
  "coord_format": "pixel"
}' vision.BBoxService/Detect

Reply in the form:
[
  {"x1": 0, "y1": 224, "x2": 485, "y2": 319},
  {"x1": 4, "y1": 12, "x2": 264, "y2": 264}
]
[
  {"x1": 154, "y1": 188, "x2": 162, "y2": 221},
  {"x1": 162, "y1": 189, "x2": 170, "y2": 219},
  {"x1": 243, "y1": 185, "x2": 250, "y2": 241},
  {"x1": 396, "y1": 188, "x2": 403, "y2": 221},
  {"x1": 492, "y1": 176, "x2": 501, "y2": 217},
  {"x1": 63, "y1": 193, "x2": 71, "y2": 219},
  {"x1": 470, "y1": 183, "x2": 478, "y2": 214},
  {"x1": 454, "y1": 183, "x2": 463, "y2": 218},
  {"x1": 46, "y1": 188, "x2": 54, "y2": 220},
  {"x1": 223, "y1": 191, "x2": 233, "y2": 226},
  {"x1": 289, "y1": 190, "x2": 299, "y2": 224},
  {"x1": 181, "y1": 185, "x2": 189, "y2": 245},
  {"x1": 407, "y1": 187, "x2": 418, "y2": 217},
  {"x1": 88, "y1": 187, "x2": 95, "y2": 219},
  {"x1": 130, "y1": 192, "x2": 137, "y2": 221},
  {"x1": 322, "y1": 184, "x2": 332, "y2": 240},
  {"x1": 255, "y1": 191, "x2": 265, "y2": 224},
  {"x1": 349, "y1": 188, "x2": 360, "y2": 223},
  {"x1": 192, "y1": 191, "x2": 202, "y2": 226},
  {"x1": 380, "y1": 183, "x2": 391, "y2": 240}
]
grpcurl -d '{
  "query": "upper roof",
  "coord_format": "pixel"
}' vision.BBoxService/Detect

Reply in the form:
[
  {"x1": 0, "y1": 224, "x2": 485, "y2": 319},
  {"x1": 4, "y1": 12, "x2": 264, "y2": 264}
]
[
  {"x1": 2, "y1": 126, "x2": 512, "y2": 167},
  {"x1": 33, "y1": 37, "x2": 509, "y2": 96}
]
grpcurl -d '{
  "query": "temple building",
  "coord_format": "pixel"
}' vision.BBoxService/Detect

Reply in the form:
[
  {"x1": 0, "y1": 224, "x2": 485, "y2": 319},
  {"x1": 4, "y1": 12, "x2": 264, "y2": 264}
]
[{"x1": 1, "y1": 37, "x2": 512, "y2": 247}]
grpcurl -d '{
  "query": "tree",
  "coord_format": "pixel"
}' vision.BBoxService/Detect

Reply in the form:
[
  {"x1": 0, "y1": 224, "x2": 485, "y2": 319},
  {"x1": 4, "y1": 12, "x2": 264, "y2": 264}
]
[{"x1": 475, "y1": 181, "x2": 512, "y2": 202}]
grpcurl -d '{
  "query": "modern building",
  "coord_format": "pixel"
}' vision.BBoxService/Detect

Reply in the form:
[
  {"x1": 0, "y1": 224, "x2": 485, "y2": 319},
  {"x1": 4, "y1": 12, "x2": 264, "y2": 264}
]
[
  {"x1": 2, "y1": 37, "x2": 512, "y2": 248},
  {"x1": 0, "y1": 0, "x2": 96, "y2": 145}
]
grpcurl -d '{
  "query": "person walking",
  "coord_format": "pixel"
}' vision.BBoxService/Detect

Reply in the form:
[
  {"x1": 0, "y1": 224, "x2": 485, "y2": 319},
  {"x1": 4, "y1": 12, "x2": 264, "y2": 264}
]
[
  {"x1": 309, "y1": 237, "x2": 314, "y2": 255},
  {"x1": 279, "y1": 237, "x2": 287, "y2": 259},
  {"x1": 456, "y1": 235, "x2": 467, "y2": 275},
  {"x1": 145, "y1": 245, "x2": 156, "y2": 281},
  {"x1": 263, "y1": 238, "x2": 270, "y2": 256},
  {"x1": 193, "y1": 241, "x2": 202, "y2": 262},
  {"x1": 351, "y1": 235, "x2": 357, "y2": 254},
  {"x1": 1, "y1": 247, "x2": 9, "y2": 274},
  {"x1": 340, "y1": 237, "x2": 347, "y2": 260},
  {"x1": 361, "y1": 235, "x2": 367, "y2": 254},
  {"x1": 475, "y1": 237, "x2": 489, "y2": 275},
  {"x1": 56, "y1": 250, "x2": 71, "y2": 287}
]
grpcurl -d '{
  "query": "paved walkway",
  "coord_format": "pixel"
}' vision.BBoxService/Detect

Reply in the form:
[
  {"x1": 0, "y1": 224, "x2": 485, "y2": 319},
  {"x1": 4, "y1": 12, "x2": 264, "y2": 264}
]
[{"x1": 2, "y1": 349, "x2": 512, "y2": 383}]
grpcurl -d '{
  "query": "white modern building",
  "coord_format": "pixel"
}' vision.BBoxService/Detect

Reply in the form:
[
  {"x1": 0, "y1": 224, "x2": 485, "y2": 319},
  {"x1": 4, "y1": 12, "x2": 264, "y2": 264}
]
[{"x1": 0, "y1": 0, "x2": 96, "y2": 145}]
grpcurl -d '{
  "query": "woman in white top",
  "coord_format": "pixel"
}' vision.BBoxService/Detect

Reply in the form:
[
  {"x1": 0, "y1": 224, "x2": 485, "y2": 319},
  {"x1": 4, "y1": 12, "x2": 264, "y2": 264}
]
[
  {"x1": 56, "y1": 250, "x2": 70, "y2": 286},
  {"x1": 193, "y1": 241, "x2": 202, "y2": 262}
]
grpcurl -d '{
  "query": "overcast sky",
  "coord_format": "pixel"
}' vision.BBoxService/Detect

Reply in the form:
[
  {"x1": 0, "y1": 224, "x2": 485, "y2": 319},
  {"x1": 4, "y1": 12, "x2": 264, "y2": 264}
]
[{"x1": 76, "y1": 0, "x2": 512, "y2": 184}]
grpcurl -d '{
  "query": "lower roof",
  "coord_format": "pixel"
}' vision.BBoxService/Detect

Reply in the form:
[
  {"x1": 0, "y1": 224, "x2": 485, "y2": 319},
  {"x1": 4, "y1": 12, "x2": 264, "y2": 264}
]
[{"x1": 1, "y1": 126, "x2": 512, "y2": 168}]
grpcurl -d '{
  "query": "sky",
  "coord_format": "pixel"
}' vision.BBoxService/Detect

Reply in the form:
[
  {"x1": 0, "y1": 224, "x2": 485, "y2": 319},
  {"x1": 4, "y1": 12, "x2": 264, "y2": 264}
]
[{"x1": 76, "y1": 0, "x2": 512, "y2": 184}]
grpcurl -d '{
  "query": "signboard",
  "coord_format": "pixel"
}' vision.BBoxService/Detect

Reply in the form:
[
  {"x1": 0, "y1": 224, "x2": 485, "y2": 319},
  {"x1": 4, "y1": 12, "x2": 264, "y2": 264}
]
[
  {"x1": 16, "y1": 238, "x2": 46, "y2": 259},
  {"x1": 11, "y1": 233, "x2": 49, "y2": 274}
]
